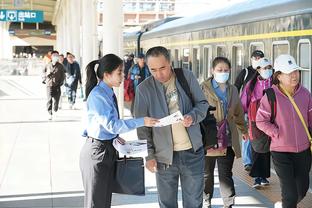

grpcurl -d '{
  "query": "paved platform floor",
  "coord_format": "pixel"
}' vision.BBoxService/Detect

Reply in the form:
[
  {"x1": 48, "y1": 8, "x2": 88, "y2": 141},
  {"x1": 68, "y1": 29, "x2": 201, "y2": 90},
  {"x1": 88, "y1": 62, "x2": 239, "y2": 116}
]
[{"x1": 0, "y1": 75, "x2": 308, "y2": 208}]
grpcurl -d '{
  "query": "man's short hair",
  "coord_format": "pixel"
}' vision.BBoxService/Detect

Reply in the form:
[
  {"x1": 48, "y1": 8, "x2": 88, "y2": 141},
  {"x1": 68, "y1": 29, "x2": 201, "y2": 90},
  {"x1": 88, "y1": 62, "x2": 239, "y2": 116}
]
[
  {"x1": 51, "y1": 50, "x2": 59, "y2": 55},
  {"x1": 251, "y1": 50, "x2": 264, "y2": 58},
  {"x1": 146, "y1": 46, "x2": 170, "y2": 62}
]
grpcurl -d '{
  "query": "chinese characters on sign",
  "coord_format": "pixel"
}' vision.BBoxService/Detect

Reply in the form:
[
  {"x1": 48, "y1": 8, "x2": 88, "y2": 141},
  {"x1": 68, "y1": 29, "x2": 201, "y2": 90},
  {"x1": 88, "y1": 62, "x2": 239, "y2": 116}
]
[{"x1": 0, "y1": 10, "x2": 44, "y2": 23}]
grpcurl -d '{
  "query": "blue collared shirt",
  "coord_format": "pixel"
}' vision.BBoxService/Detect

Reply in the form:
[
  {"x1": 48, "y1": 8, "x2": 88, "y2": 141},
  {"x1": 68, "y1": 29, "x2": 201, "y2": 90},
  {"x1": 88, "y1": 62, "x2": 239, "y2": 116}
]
[
  {"x1": 82, "y1": 81, "x2": 144, "y2": 140},
  {"x1": 212, "y1": 79, "x2": 228, "y2": 117}
]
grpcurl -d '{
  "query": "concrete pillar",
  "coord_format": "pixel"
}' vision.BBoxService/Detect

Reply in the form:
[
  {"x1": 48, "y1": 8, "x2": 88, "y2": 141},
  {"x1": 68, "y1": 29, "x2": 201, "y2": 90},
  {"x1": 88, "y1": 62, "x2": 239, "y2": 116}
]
[
  {"x1": 69, "y1": 0, "x2": 81, "y2": 63},
  {"x1": 0, "y1": 22, "x2": 12, "y2": 60},
  {"x1": 81, "y1": 0, "x2": 98, "y2": 71},
  {"x1": 102, "y1": 0, "x2": 124, "y2": 117}
]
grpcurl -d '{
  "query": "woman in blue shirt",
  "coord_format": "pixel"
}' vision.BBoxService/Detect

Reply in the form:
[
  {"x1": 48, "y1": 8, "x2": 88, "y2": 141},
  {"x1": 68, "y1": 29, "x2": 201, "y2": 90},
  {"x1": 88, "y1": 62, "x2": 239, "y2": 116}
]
[{"x1": 80, "y1": 54, "x2": 158, "y2": 208}]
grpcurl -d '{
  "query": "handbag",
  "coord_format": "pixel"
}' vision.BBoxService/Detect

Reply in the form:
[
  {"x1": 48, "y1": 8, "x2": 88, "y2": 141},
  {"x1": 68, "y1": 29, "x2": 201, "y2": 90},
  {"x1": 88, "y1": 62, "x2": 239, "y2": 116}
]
[
  {"x1": 206, "y1": 119, "x2": 229, "y2": 156},
  {"x1": 112, "y1": 157, "x2": 145, "y2": 195},
  {"x1": 280, "y1": 85, "x2": 312, "y2": 152}
]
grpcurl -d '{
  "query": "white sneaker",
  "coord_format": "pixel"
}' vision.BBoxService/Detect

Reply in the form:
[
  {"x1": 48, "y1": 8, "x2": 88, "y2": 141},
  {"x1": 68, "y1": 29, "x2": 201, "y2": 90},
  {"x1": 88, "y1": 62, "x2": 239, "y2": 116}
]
[
  {"x1": 274, "y1": 201, "x2": 282, "y2": 208},
  {"x1": 48, "y1": 114, "x2": 52, "y2": 120}
]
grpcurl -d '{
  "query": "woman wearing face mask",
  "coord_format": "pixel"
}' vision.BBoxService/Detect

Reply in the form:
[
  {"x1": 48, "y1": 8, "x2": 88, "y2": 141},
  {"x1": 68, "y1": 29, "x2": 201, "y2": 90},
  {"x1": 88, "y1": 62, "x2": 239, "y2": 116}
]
[
  {"x1": 240, "y1": 57, "x2": 273, "y2": 188},
  {"x1": 256, "y1": 55, "x2": 312, "y2": 208},
  {"x1": 201, "y1": 57, "x2": 248, "y2": 208}
]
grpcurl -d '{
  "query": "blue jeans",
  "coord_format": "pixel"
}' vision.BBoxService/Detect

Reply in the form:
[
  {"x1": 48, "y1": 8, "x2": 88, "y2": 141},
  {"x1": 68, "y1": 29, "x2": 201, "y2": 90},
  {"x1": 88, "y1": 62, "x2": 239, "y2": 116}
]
[
  {"x1": 242, "y1": 139, "x2": 252, "y2": 166},
  {"x1": 156, "y1": 147, "x2": 204, "y2": 208}
]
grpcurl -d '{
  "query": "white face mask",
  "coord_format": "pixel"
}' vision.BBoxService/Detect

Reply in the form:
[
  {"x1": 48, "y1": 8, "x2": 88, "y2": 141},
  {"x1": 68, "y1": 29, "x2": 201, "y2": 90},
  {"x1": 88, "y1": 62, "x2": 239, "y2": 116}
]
[
  {"x1": 259, "y1": 69, "x2": 273, "y2": 79},
  {"x1": 52, "y1": 56, "x2": 59, "y2": 64},
  {"x1": 251, "y1": 59, "x2": 259, "y2": 69},
  {"x1": 214, "y1": 72, "x2": 230, "y2": 83}
]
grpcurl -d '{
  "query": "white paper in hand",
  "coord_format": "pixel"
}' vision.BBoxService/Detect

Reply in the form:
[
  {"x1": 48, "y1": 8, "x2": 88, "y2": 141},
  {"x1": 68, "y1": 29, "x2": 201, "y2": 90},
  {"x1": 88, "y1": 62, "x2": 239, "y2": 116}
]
[
  {"x1": 154, "y1": 111, "x2": 184, "y2": 127},
  {"x1": 113, "y1": 139, "x2": 148, "y2": 157}
]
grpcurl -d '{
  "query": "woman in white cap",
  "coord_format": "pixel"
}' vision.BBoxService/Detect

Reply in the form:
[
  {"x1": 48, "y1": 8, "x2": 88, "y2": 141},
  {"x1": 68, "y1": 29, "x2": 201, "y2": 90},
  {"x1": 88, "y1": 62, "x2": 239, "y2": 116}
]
[
  {"x1": 240, "y1": 57, "x2": 273, "y2": 188},
  {"x1": 256, "y1": 54, "x2": 312, "y2": 208}
]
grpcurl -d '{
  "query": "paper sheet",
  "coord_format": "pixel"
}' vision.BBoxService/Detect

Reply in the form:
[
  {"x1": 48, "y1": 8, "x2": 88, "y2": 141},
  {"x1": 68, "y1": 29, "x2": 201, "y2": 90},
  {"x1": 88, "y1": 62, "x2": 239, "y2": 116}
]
[
  {"x1": 113, "y1": 139, "x2": 148, "y2": 157},
  {"x1": 154, "y1": 111, "x2": 184, "y2": 127}
]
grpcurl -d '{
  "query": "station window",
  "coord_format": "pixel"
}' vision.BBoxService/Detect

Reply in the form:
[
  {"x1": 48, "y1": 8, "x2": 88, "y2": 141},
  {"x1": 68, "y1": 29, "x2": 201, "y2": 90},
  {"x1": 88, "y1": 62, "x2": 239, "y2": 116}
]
[
  {"x1": 203, "y1": 46, "x2": 212, "y2": 79},
  {"x1": 298, "y1": 40, "x2": 311, "y2": 92},
  {"x1": 232, "y1": 45, "x2": 244, "y2": 83},
  {"x1": 217, "y1": 46, "x2": 226, "y2": 57},
  {"x1": 272, "y1": 41, "x2": 289, "y2": 62},
  {"x1": 182, "y1": 48, "x2": 190, "y2": 70},
  {"x1": 192, "y1": 48, "x2": 200, "y2": 78},
  {"x1": 173, "y1": 49, "x2": 180, "y2": 68}
]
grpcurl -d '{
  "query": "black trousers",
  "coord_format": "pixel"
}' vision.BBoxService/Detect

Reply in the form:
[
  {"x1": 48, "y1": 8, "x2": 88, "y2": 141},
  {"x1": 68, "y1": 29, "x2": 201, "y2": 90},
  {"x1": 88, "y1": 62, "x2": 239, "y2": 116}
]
[
  {"x1": 249, "y1": 148, "x2": 270, "y2": 178},
  {"x1": 271, "y1": 148, "x2": 311, "y2": 208},
  {"x1": 46, "y1": 86, "x2": 61, "y2": 114},
  {"x1": 79, "y1": 138, "x2": 117, "y2": 208},
  {"x1": 204, "y1": 147, "x2": 235, "y2": 207}
]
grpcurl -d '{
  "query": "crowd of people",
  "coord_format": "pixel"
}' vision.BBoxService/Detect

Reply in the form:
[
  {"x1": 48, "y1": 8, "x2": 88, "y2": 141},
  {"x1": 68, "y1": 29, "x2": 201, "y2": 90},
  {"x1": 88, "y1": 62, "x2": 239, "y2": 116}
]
[
  {"x1": 42, "y1": 46, "x2": 311, "y2": 208},
  {"x1": 42, "y1": 50, "x2": 82, "y2": 120}
]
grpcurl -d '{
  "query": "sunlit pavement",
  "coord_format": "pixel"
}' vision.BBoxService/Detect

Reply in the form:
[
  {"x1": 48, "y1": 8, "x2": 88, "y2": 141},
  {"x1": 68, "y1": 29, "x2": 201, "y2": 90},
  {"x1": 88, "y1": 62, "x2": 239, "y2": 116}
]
[{"x1": 0, "y1": 76, "x2": 274, "y2": 208}]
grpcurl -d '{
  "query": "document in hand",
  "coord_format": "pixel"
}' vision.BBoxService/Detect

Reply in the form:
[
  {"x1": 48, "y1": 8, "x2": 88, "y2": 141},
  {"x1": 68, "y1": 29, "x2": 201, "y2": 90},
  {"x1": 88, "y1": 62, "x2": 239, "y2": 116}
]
[
  {"x1": 154, "y1": 111, "x2": 184, "y2": 127},
  {"x1": 113, "y1": 139, "x2": 148, "y2": 157}
]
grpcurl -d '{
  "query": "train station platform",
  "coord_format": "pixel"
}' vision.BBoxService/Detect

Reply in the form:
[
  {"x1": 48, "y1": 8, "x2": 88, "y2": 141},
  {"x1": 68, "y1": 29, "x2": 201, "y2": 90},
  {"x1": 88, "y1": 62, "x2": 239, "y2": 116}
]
[{"x1": 0, "y1": 75, "x2": 311, "y2": 208}]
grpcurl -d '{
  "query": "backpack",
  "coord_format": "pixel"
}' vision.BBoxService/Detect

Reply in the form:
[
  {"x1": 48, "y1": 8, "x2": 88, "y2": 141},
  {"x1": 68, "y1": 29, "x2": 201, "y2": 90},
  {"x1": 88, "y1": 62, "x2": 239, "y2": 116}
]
[
  {"x1": 174, "y1": 68, "x2": 218, "y2": 150},
  {"x1": 248, "y1": 88, "x2": 276, "y2": 153}
]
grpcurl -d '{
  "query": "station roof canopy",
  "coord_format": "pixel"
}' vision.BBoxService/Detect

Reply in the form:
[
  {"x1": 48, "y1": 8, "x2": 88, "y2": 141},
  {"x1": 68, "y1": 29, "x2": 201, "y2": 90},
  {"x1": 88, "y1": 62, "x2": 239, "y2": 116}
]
[{"x1": 1, "y1": 0, "x2": 57, "y2": 22}]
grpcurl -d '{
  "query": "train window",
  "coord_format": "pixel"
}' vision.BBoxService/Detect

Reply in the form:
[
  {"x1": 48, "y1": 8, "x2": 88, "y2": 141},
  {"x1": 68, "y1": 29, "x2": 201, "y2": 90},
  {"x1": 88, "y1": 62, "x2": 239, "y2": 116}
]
[
  {"x1": 232, "y1": 45, "x2": 244, "y2": 84},
  {"x1": 173, "y1": 49, "x2": 180, "y2": 68},
  {"x1": 250, "y1": 42, "x2": 264, "y2": 57},
  {"x1": 298, "y1": 40, "x2": 311, "y2": 92},
  {"x1": 203, "y1": 46, "x2": 212, "y2": 79},
  {"x1": 217, "y1": 46, "x2": 226, "y2": 57},
  {"x1": 192, "y1": 48, "x2": 200, "y2": 78},
  {"x1": 182, "y1": 48, "x2": 190, "y2": 70},
  {"x1": 272, "y1": 41, "x2": 289, "y2": 62}
]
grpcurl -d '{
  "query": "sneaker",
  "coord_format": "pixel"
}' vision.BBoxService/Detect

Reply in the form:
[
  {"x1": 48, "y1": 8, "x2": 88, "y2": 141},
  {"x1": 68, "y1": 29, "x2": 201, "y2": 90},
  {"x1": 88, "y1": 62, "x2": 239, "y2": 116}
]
[
  {"x1": 252, "y1": 177, "x2": 262, "y2": 188},
  {"x1": 274, "y1": 201, "x2": 282, "y2": 208},
  {"x1": 261, "y1": 178, "x2": 270, "y2": 186},
  {"x1": 48, "y1": 114, "x2": 52, "y2": 120},
  {"x1": 244, "y1": 164, "x2": 252, "y2": 172}
]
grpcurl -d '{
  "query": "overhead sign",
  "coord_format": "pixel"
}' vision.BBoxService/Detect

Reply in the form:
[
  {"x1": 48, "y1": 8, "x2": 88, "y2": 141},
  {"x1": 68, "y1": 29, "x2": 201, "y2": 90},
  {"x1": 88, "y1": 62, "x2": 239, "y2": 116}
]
[{"x1": 0, "y1": 10, "x2": 44, "y2": 23}]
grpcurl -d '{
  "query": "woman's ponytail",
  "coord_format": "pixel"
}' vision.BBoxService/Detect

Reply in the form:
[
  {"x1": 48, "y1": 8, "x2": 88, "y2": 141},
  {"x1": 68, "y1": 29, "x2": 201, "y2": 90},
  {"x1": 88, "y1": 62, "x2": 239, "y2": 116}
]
[{"x1": 85, "y1": 60, "x2": 99, "y2": 99}]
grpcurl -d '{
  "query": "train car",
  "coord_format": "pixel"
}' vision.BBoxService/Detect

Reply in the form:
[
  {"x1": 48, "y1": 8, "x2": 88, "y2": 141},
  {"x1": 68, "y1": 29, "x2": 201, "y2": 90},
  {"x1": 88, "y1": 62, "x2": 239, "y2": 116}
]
[{"x1": 125, "y1": 0, "x2": 312, "y2": 90}]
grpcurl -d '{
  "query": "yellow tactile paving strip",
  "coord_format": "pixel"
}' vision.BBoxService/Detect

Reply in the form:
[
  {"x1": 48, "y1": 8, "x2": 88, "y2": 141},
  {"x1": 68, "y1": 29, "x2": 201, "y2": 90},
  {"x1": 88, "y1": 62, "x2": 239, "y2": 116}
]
[{"x1": 233, "y1": 158, "x2": 312, "y2": 208}]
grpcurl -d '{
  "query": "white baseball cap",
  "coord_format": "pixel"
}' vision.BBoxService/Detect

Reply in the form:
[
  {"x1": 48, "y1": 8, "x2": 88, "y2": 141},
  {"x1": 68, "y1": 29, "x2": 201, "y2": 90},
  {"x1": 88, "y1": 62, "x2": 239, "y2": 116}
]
[
  {"x1": 274, "y1": 54, "x2": 302, "y2": 74},
  {"x1": 254, "y1": 57, "x2": 272, "y2": 69}
]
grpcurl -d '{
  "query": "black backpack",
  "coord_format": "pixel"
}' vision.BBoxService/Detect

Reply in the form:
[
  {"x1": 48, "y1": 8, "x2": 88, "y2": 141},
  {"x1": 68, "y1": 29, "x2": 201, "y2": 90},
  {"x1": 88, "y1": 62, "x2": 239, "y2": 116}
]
[{"x1": 174, "y1": 68, "x2": 218, "y2": 150}]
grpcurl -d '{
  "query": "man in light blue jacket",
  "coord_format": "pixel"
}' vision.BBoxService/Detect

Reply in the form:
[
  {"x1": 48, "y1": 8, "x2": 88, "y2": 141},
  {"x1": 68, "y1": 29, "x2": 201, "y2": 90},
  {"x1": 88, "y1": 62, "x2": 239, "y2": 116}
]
[{"x1": 134, "y1": 46, "x2": 208, "y2": 208}]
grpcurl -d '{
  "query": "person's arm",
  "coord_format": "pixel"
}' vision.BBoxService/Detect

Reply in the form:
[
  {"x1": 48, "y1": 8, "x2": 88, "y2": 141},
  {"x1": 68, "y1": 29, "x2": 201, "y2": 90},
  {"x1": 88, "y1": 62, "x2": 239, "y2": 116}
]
[
  {"x1": 234, "y1": 69, "x2": 246, "y2": 92},
  {"x1": 256, "y1": 94, "x2": 279, "y2": 138},
  {"x1": 133, "y1": 88, "x2": 155, "y2": 161},
  {"x1": 184, "y1": 70, "x2": 209, "y2": 124},
  {"x1": 76, "y1": 63, "x2": 82, "y2": 84},
  {"x1": 42, "y1": 65, "x2": 47, "y2": 84},
  {"x1": 88, "y1": 92, "x2": 145, "y2": 134}
]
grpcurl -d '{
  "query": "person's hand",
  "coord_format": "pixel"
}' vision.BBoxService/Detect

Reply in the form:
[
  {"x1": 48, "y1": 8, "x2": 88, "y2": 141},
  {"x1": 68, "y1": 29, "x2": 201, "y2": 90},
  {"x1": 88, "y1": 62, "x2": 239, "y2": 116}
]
[
  {"x1": 135, "y1": 75, "x2": 141, "y2": 80},
  {"x1": 242, "y1": 133, "x2": 249, "y2": 140},
  {"x1": 146, "y1": 159, "x2": 157, "y2": 173},
  {"x1": 116, "y1": 137, "x2": 126, "y2": 145},
  {"x1": 182, "y1": 115, "x2": 193, "y2": 127},
  {"x1": 144, "y1": 117, "x2": 159, "y2": 127}
]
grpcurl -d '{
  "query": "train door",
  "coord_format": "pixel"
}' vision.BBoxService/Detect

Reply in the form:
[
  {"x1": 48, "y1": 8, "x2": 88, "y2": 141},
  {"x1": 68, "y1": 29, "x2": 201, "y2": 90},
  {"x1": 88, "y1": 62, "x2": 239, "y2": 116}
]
[
  {"x1": 232, "y1": 44, "x2": 244, "y2": 84},
  {"x1": 297, "y1": 39, "x2": 311, "y2": 92},
  {"x1": 192, "y1": 47, "x2": 200, "y2": 80},
  {"x1": 272, "y1": 40, "x2": 290, "y2": 63},
  {"x1": 203, "y1": 45, "x2": 212, "y2": 79}
]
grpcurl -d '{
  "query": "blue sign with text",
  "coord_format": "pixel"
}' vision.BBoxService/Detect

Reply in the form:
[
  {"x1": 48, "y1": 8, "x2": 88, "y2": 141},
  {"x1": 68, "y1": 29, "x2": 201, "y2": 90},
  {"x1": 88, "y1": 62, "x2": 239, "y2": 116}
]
[{"x1": 0, "y1": 10, "x2": 43, "y2": 23}]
